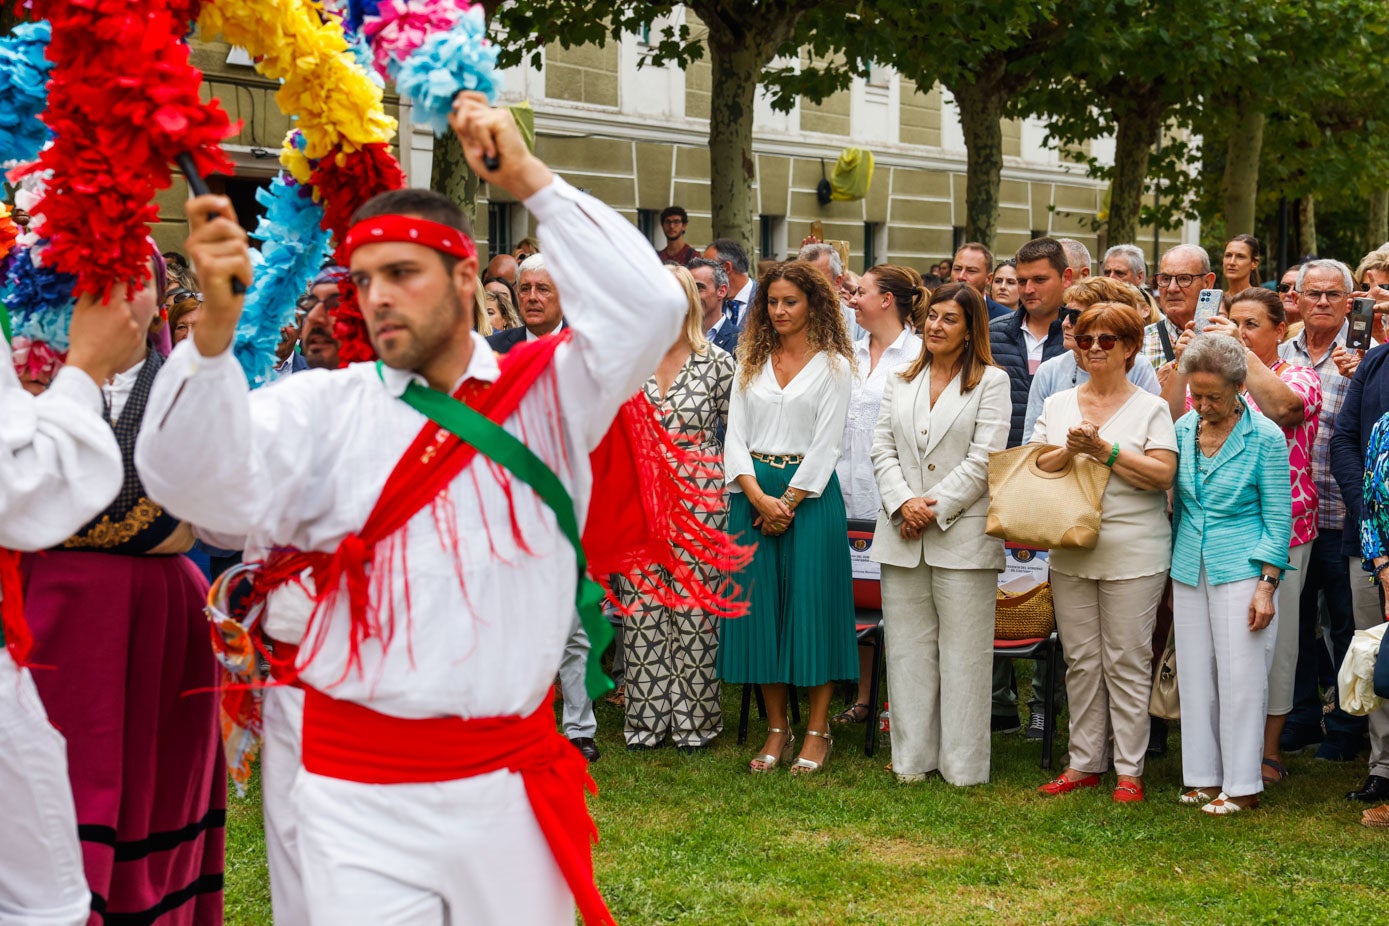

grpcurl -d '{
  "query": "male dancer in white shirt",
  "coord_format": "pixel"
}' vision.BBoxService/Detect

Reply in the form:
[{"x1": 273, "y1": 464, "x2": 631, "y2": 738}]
[
  {"x1": 136, "y1": 95, "x2": 683, "y2": 924},
  {"x1": 1, "y1": 295, "x2": 142, "y2": 924}
]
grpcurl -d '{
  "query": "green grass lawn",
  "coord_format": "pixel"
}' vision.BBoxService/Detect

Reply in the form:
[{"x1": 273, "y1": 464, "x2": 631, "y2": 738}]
[{"x1": 224, "y1": 682, "x2": 1389, "y2": 925}]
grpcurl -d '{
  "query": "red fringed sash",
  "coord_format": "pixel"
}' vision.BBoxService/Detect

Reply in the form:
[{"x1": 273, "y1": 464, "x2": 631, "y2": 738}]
[
  {"x1": 0, "y1": 548, "x2": 33, "y2": 665},
  {"x1": 302, "y1": 686, "x2": 613, "y2": 926}
]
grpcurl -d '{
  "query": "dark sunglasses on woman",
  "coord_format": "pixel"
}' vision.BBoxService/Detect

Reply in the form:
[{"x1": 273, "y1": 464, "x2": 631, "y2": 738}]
[{"x1": 1075, "y1": 334, "x2": 1119, "y2": 350}]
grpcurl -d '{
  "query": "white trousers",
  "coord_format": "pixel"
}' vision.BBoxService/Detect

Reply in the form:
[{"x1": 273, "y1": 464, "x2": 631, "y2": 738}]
[
  {"x1": 295, "y1": 767, "x2": 574, "y2": 925},
  {"x1": 0, "y1": 652, "x2": 90, "y2": 926},
  {"x1": 881, "y1": 563, "x2": 995, "y2": 786},
  {"x1": 1267, "y1": 542, "x2": 1312, "y2": 716},
  {"x1": 1174, "y1": 572, "x2": 1275, "y2": 798},
  {"x1": 1052, "y1": 570, "x2": 1167, "y2": 778},
  {"x1": 262, "y1": 685, "x2": 306, "y2": 925},
  {"x1": 558, "y1": 613, "x2": 596, "y2": 738},
  {"x1": 1349, "y1": 558, "x2": 1389, "y2": 778}
]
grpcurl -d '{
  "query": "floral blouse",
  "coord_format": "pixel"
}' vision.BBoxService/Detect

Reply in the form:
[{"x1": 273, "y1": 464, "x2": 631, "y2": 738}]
[{"x1": 1360, "y1": 411, "x2": 1389, "y2": 565}]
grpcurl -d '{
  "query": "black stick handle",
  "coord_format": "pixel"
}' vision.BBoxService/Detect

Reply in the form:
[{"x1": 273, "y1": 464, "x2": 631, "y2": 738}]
[{"x1": 176, "y1": 153, "x2": 247, "y2": 296}]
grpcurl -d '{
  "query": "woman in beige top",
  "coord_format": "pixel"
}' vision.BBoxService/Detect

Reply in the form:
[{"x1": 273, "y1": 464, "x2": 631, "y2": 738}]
[{"x1": 1031, "y1": 303, "x2": 1178, "y2": 802}]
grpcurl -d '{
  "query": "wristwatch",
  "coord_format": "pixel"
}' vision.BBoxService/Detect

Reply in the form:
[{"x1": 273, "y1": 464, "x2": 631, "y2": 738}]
[{"x1": 1257, "y1": 574, "x2": 1280, "y2": 589}]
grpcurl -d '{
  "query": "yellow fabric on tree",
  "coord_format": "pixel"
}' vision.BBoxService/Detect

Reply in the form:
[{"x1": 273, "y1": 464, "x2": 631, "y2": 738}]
[{"x1": 830, "y1": 148, "x2": 874, "y2": 202}]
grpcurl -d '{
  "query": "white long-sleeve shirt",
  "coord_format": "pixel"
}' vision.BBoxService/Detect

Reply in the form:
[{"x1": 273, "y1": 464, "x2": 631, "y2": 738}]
[
  {"x1": 135, "y1": 177, "x2": 684, "y2": 720},
  {"x1": 0, "y1": 341, "x2": 123, "y2": 550},
  {"x1": 724, "y1": 352, "x2": 853, "y2": 498}
]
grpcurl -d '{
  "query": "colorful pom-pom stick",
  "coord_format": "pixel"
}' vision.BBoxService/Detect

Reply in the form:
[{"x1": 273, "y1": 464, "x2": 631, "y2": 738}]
[{"x1": 176, "y1": 153, "x2": 247, "y2": 296}]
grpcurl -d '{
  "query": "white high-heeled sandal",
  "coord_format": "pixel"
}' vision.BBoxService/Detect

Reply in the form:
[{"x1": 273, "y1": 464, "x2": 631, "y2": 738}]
[
  {"x1": 790, "y1": 729, "x2": 833, "y2": 775},
  {"x1": 749, "y1": 727, "x2": 795, "y2": 773}
]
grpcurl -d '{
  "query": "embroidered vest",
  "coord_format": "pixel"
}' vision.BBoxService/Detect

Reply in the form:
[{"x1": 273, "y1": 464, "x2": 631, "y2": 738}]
[{"x1": 60, "y1": 351, "x2": 180, "y2": 554}]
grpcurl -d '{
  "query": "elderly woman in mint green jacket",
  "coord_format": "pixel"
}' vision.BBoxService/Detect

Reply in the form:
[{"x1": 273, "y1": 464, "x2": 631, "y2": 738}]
[{"x1": 1171, "y1": 335, "x2": 1293, "y2": 816}]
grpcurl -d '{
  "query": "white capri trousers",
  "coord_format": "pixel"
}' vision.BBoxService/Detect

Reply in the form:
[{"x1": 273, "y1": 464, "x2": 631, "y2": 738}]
[
  {"x1": 295, "y1": 767, "x2": 574, "y2": 925},
  {"x1": 1266, "y1": 542, "x2": 1312, "y2": 716},
  {"x1": 881, "y1": 563, "x2": 996, "y2": 786},
  {"x1": 262, "y1": 684, "x2": 307, "y2": 925},
  {"x1": 0, "y1": 652, "x2": 90, "y2": 926},
  {"x1": 1051, "y1": 569, "x2": 1168, "y2": 778},
  {"x1": 1350, "y1": 557, "x2": 1389, "y2": 779},
  {"x1": 1174, "y1": 571, "x2": 1276, "y2": 798}
]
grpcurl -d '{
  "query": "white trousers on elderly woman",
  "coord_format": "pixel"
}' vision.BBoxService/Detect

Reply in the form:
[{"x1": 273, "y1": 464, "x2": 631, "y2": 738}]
[
  {"x1": 0, "y1": 652, "x2": 90, "y2": 926},
  {"x1": 1174, "y1": 571, "x2": 1275, "y2": 798},
  {"x1": 1052, "y1": 569, "x2": 1167, "y2": 778},
  {"x1": 296, "y1": 767, "x2": 573, "y2": 925},
  {"x1": 881, "y1": 563, "x2": 995, "y2": 785},
  {"x1": 262, "y1": 684, "x2": 307, "y2": 925}
]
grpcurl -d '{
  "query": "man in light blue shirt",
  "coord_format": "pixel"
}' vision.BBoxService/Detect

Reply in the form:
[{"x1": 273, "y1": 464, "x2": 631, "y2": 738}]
[{"x1": 1024, "y1": 304, "x2": 1161, "y2": 442}]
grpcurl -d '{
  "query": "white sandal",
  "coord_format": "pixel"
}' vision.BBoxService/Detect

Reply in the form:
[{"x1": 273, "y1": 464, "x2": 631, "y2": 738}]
[
  {"x1": 749, "y1": 727, "x2": 794, "y2": 773},
  {"x1": 1178, "y1": 788, "x2": 1218, "y2": 805},
  {"x1": 1200, "y1": 791, "x2": 1259, "y2": 815},
  {"x1": 790, "y1": 729, "x2": 833, "y2": 775}
]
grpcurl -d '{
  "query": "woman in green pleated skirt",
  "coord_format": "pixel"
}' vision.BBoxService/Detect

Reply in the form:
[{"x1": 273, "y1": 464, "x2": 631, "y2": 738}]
[
  {"x1": 720, "y1": 462, "x2": 858, "y2": 687},
  {"x1": 718, "y1": 259, "x2": 859, "y2": 774}
]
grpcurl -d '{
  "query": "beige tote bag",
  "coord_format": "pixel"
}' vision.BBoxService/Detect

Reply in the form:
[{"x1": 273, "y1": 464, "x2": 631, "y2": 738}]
[{"x1": 985, "y1": 444, "x2": 1110, "y2": 550}]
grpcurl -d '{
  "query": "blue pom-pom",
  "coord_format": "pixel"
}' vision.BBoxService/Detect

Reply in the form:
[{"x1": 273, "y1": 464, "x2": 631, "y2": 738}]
[
  {"x1": 394, "y1": 7, "x2": 502, "y2": 135},
  {"x1": 1, "y1": 246, "x2": 77, "y2": 351},
  {"x1": 233, "y1": 175, "x2": 334, "y2": 388},
  {"x1": 0, "y1": 21, "x2": 54, "y2": 166}
]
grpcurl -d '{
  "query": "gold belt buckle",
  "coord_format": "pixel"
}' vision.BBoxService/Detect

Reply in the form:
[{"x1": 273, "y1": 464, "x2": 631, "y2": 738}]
[{"x1": 769, "y1": 454, "x2": 786, "y2": 468}]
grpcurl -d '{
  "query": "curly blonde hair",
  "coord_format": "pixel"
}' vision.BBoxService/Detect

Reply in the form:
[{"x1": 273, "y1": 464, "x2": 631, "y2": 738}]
[{"x1": 737, "y1": 260, "x2": 856, "y2": 387}]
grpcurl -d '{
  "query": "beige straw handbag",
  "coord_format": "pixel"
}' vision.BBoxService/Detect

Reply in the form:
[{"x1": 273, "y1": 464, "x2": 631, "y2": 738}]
[
  {"x1": 985, "y1": 444, "x2": 1111, "y2": 550},
  {"x1": 995, "y1": 583, "x2": 1056, "y2": 640}
]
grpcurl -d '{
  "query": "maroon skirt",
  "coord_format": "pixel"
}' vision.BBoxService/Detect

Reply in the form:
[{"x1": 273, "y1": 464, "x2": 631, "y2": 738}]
[{"x1": 22, "y1": 550, "x2": 224, "y2": 926}]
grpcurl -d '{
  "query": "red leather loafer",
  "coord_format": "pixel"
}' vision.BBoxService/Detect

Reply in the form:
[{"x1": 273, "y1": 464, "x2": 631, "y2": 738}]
[{"x1": 1038, "y1": 773, "x2": 1101, "y2": 795}]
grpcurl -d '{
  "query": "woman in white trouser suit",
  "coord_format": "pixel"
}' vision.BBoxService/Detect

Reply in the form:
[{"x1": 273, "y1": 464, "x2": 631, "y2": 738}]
[{"x1": 871, "y1": 283, "x2": 1011, "y2": 785}]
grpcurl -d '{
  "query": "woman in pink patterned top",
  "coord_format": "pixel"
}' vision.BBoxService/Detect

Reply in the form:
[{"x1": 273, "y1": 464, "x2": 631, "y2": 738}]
[{"x1": 1164, "y1": 286, "x2": 1321, "y2": 783}]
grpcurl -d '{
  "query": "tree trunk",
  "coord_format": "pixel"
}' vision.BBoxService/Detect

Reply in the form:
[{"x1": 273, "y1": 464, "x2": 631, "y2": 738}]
[
  {"x1": 950, "y1": 66, "x2": 1006, "y2": 248},
  {"x1": 703, "y1": 24, "x2": 764, "y2": 257},
  {"x1": 1296, "y1": 194, "x2": 1317, "y2": 258},
  {"x1": 1370, "y1": 190, "x2": 1389, "y2": 249},
  {"x1": 1221, "y1": 104, "x2": 1265, "y2": 237},
  {"x1": 430, "y1": 130, "x2": 481, "y2": 243},
  {"x1": 1107, "y1": 93, "x2": 1164, "y2": 247}
]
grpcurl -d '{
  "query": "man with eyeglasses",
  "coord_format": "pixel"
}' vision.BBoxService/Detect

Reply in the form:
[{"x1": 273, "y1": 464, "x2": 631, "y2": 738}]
[
  {"x1": 1278, "y1": 258, "x2": 1366, "y2": 761},
  {"x1": 1141, "y1": 244, "x2": 1215, "y2": 372},
  {"x1": 274, "y1": 267, "x2": 346, "y2": 377}
]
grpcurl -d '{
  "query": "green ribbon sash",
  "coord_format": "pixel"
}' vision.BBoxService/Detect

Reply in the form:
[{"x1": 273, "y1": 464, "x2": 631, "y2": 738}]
[{"x1": 381, "y1": 362, "x2": 614, "y2": 699}]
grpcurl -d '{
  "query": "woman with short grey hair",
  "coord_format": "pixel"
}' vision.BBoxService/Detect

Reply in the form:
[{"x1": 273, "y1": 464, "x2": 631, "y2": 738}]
[{"x1": 1170, "y1": 334, "x2": 1293, "y2": 814}]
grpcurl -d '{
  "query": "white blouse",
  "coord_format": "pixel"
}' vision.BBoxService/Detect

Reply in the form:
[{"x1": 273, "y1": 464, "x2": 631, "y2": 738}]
[
  {"x1": 1, "y1": 341, "x2": 123, "y2": 550},
  {"x1": 836, "y1": 329, "x2": 922, "y2": 520},
  {"x1": 724, "y1": 352, "x2": 852, "y2": 498}
]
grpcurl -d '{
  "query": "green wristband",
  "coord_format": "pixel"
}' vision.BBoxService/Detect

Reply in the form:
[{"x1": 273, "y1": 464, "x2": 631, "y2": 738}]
[{"x1": 1104, "y1": 442, "x2": 1120, "y2": 467}]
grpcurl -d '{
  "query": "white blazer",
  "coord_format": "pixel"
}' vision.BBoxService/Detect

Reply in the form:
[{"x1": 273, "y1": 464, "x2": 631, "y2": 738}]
[{"x1": 870, "y1": 363, "x2": 1011, "y2": 570}]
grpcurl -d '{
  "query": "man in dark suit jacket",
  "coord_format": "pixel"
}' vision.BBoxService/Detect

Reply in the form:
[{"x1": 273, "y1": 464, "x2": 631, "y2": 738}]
[
  {"x1": 1330, "y1": 339, "x2": 1389, "y2": 804},
  {"x1": 689, "y1": 257, "x2": 742, "y2": 355},
  {"x1": 485, "y1": 252, "x2": 565, "y2": 355},
  {"x1": 951, "y1": 242, "x2": 1013, "y2": 320}
]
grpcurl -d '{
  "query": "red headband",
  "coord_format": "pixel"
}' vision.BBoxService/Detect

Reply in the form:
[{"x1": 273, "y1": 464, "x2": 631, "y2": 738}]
[{"x1": 342, "y1": 215, "x2": 478, "y2": 264}]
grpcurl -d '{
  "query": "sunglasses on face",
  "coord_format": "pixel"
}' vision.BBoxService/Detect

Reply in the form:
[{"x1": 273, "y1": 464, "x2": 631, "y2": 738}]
[
  {"x1": 1060, "y1": 307, "x2": 1083, "y2": 326},
  {"x1": 296, "y1": 293, "x2": 342, "y2": 314},
  {"x1": 1276, "y1": 283, "x2": 1294, "y2": 294},
  {"x1": 1075, "y1": 333, "x2": 1120, "y2": 351}
]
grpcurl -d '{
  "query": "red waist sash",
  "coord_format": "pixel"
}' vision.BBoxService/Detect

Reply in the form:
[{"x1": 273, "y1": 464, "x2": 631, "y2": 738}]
[
  {"x1": 300, "y1": 686, "x2": 613, "y2": 926},
  {"x1": 0, "y1": 548, "x2": 32, "y2": 664}
]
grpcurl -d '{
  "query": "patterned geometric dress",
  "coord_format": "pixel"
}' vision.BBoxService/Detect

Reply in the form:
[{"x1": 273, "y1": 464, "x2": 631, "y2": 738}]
[{"x1": 617, "y1": 345, "x2": 735, "y2": 748}]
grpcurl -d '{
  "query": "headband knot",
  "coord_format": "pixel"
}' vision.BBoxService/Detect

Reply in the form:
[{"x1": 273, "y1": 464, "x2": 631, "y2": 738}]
[{"x1": 342, "y1": 215, "x2": 477, "y2": 264}]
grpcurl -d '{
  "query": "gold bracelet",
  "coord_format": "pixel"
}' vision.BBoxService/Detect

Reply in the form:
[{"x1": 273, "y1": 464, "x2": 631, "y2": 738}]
[{"x1": 779, "y1": 489, "x2": 799, "y2": 510}]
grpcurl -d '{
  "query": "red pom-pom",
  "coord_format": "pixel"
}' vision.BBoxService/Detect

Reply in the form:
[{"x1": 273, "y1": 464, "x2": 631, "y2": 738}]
[
  {"x1": 309, "y1": 143, "x2": 407, "y2": 245},
  {"x1": 22, "y1": 2, "x2": 236, "y2": 300}
]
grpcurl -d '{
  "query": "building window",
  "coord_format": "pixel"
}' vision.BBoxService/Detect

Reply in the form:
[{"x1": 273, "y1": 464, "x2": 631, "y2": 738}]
[
  {"x1": 639, "y1": 22, "x2": 652, "y2": 45},
  {"x1": 1031, "y1": 229, "x2": 1046, "y2": 240},
  {"x1": 864, "y1": 222, "x2": 887, "y2": 272},
  {"x1": 866, "y1": 61, "x2": 891, "y2": 89},
  {"x1": 759, "y1": 214, "x2": 787, "y2": 263},
  {"x1": 637, "y1": 208, "x2": 660, "y2": 249},
  {"x1": 488, "y1": 202, "x2": 515, "y2": 258},
  {"x1": 951, "y1": 225, "x2": 966, "y2": 255}
]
